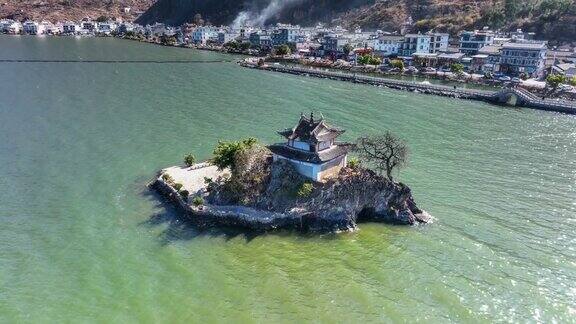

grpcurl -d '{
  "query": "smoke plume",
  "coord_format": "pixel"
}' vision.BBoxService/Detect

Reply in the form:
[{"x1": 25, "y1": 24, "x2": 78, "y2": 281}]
[{"x1": 232, "y1": 0, "x2": 303, "y2": 28}]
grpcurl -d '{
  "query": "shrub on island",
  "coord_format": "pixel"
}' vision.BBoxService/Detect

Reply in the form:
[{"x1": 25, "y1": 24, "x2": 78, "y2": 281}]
[
  {"x1": 192, "y1": 196, "x2": 204, "y2": 206},
  {"x1": 296, "y1": 182, "x2": 314, "y2": 198},
  {"x1": 180, "y1": 190, "x2": 190, "y2": 198},
  {"x1": 173, "y1": 183, "x2": 183, "y2": 191},
  {"x1": 347, "y1": 157, "x2": 361, "y2": 169},
  {"x1": 184, "y1": 154, "x2": 196, "y2": 167},
  {"x1": 162, "y1": 173, "x2": 174, "y2": 183}
]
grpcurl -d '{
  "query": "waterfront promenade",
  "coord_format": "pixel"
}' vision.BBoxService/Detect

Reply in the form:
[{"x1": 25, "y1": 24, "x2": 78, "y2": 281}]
[{"x1": 243, "y1": 63, "x2": 576, "y2": 115}]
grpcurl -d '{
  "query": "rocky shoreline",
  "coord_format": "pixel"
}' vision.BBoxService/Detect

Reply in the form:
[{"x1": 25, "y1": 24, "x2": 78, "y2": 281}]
[{"x1": 149, "y1": 161, "x2": 432, "y2": 233}]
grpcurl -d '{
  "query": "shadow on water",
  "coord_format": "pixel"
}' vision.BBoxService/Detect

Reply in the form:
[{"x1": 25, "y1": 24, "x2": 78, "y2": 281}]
[{"x1": 138, "y1": 187, "x2": 343, "y2": 245}]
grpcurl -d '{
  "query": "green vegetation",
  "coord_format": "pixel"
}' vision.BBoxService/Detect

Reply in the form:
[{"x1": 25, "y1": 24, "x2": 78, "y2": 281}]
[
  {"x1": 343, "y1": 43, "x2": 354, "y2": 56},
  {"x1": 160, "y1": 35, "x2": 177, "y2": 46},
  {"x1": 224, "y1": 41, "x2": 251, "y2": 52},
  {"x1": 162, "y1": 173, "x2": 174, "y2": 183},
  {"x1": 389, "y1": 59, "x2": 404, "y2": 70},
  {"x1": 347, "y1": 157, "x2": 361, "y2": 169},
  {"x1": 546, "y1": 74, "x2": 566, "y2": 89},
  {"x1": 450, "y1": 63, "x2": 465, "y2": 74},
  {"x1": 96, "y1": 16, "x2": 109, "y2": 23},
  {"x1": 569, "y1": 76, "x2": 576, "y2": 86},
  {"x1": 211, "y1": 138, "x2": 257, "y2": 171},
  {"x1": 275, "y1": 44, "x2": 292, "y2": 56},
  {"x1": 204, "y1": 177, "x2": 213, "y2": 184},
  {"x1": 173, "y1": 183, "x2": 183, "y2": 191},
  {"x1": 184, "y1": 154, "x2": 196, "y2": 167},
  {"x1": 192, "y1": 196, "x2": 204, "y2": 206},
  {"x1": 180, "y1": 190, "x2": 190, "y2": 198},
  {"x1": 296, "y1": 182, "x2": 314, "y2": 198},
  {"x1": 358, "y1": 55, "x2": 382, "y2": 66}
]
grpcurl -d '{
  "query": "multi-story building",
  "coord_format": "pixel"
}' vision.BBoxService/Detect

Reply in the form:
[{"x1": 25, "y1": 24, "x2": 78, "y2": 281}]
[
  {"x1": 399, "y1": 34, "x2": 430, "y2": 56},
  {"x1": 96, "y1": 21, "x2": 117, "y2": 35},
  {"x1": 428, "y1": 32, "x2": 449, "y2": 53},
  {"x1": 372, "y1": 35, "x2": 403, "y2": 57},
  {"x1": 322, "y1": 34, "x2": 351, "y2": 55},
  {"x1": 192, "y1": 26, "x2": 219, "y2": 44},
  {"x1": 271, "y1": 26, "x2": 304, "y2": 46},
  {"x1": 22, "y1": 21, "x2": 44, "y2": 35},
  {"x1": 218, "y1": 31, "x2": 239, "y2": 45},
  {"x1": 1, "y1": 20, "x2": 22, "y2": 34},
  {"x1": 499, "y1": 41, "x2": 547, "y2": 77},
  {"x1": 62, "y1": 22, "x2": 79, "y2": 35},
  {"x1": 459, "y1": 30, "x2": 495, "y2": 55},
  {"x1": 249, "y1": 31, "x2": 272, "y2": 48},
  {"x1": 475, "y1": 44, "x2": 503, "y2": 73},
  {"x1": 80, "y1": 19, "x2": 96, "y2": 34}
]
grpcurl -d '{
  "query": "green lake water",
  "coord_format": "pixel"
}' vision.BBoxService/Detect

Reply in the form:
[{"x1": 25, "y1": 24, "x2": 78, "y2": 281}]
[{"x1": 1, "y1": 36, "x2": 575, "y2": 323}]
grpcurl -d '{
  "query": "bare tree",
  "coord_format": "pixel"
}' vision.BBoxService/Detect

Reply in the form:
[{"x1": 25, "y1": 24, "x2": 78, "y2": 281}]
[{"x1": 355, "y1": 132, "x2": 409, "y2": 181}]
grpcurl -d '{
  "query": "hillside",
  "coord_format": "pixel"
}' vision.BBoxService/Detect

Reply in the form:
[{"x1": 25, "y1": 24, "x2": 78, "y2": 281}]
[
  {"x1": 2, "y1": 0, "x2": 575, "y2": 43},
  {"x1": 136, "y1": 0, "x2": 576, "y2": 44},
  {"x1": 0, "y1": 0, "x2": 155, "y2": 22}
]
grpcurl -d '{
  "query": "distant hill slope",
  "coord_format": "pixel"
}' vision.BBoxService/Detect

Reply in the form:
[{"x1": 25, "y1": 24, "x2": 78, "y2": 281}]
[
  {"x1": 0, "y1": 0, "x2": 155, "y2": 22},
  {"x1": 136, "y1": 0, "x2": 576, "y2": 44}
]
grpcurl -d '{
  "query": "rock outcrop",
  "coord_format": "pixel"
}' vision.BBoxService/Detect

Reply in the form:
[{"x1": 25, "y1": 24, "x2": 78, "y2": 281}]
[{"x1": 152, "y1": 157, "x2": 431, "y2": 233}]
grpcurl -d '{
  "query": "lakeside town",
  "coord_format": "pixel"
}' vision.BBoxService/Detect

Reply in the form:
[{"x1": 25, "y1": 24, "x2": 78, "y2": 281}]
[{"x1": 2, "y1": 16, "x2": 576, "y2": 100}]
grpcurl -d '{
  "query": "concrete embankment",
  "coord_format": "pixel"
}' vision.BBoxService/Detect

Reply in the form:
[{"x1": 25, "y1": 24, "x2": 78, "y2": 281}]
[{"x1": 241, "y1": 63, "x2": 576, "y2": 115}]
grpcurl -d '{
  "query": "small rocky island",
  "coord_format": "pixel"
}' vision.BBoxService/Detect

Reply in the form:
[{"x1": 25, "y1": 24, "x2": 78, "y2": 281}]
[{"x1": 151, "y1": 114, "x2": 431, "y2": 233}]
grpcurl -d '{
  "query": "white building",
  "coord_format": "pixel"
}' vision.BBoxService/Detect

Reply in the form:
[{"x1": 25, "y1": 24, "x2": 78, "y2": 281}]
[
  {"x1": 428, "y1": 32, "x2": 449, "y2": 53},
  {"x1": 1, "y1": 20, "x2": 22, "y2": 34},
  {"x1": 96, "y1": 21, "x2": 117, "y2": 35},
  {"x1": 372, "y1": 35, "x2": 403, "y2": 57},
  {"x1": 62, "y1": 22, "x2": 79, "y2": 35},
  {"x1": 22, "y1": 21, "x2": 44, "y2": 35},
  {"x1": 268, "y1": 114, "x2": 352, "y2": 182},
  {"x1": 192, "y1": 26, "x2": 219, "y2": 44},
  {"x1": 499, "y1": 41, "x2": 548, "y2": 77},
  {"x1": 459, "y1": 29, "x2": 495, "y2": 55},
  {"x1": 400, "y1": 34, "x2": 431, "y2": 56}
]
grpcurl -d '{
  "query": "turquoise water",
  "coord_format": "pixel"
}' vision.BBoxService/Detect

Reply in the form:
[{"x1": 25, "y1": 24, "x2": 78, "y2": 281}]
[{"x1": 1, "y1": 36, "x2": 575, "y2": 323}]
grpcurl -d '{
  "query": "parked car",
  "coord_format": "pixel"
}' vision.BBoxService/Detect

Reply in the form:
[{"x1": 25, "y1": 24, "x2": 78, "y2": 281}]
[
  {"x1": 406, "y1": 66, "x2": 419, "y2": 73},
  {"x1": 498, "y1": 76, "x2": 512, "y2": 82},
  {"x1": 422, "y1": 67, "x2": 437, "y2": 73},
  {"x1": 511, "y1": 77, "x2": 521, "y2": 83}
]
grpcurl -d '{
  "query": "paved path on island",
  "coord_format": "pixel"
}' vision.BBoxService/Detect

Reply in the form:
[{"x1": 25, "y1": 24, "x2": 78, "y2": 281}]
[{"x1": 163, "y1": 164, "x2": 228, "y2": 195}]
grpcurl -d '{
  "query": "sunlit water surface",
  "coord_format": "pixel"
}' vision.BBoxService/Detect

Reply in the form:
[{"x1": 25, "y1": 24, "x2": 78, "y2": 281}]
[{"x1": 1, "y1": 36, "x2": 575, "y2": 322}]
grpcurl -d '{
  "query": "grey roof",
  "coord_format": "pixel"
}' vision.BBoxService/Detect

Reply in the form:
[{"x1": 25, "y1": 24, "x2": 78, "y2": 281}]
[
  {"x1": 502, "y1": 42, "x2": 547, "y2": 50},
  {"x1": 268, "y1": 143, "x2": 353, "y2": 164},
  {"x1": 278, "y1": 114, "x2": 345, "y2": 143},
  {"x1": 478, "y1": 45, "x2": 502, "y2": 55}
]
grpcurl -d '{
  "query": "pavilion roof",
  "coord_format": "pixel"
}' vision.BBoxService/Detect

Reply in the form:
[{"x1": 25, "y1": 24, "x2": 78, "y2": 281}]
[{"x1": 277, "y1": 113, "x2": 345, "y2": 143}]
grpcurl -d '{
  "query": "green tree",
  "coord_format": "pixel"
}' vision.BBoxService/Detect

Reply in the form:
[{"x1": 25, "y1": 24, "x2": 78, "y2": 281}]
[
  {"x1": 296, "y1": 182, "x2": 314, "y2": 198},
  {"x1": 192, "y1": 196, "x2": 204, "y2": 206},
  {"x1": 276, "y1": 44, "x2": 291, "y2": 56},
  {"x1": 211, "y1": 138, "x2": 257, "y2": 171},
  {"x1": 450, "y1": 63, "x2": 465, "y2": 74},
  {"x1": 504, "y1": 0, "x2": 520, "y2": 19},
  {"x1": 568, "y1": 76, "x2": 576, "y2": 87},
  {"x1": 96, "y1": 15, "x2": 108, "y2": 23},
  {"x1": 546, "y1": 74, "x2": 566, "y2": 89},
  {"x1": 184, "y1": 154, "x2": 196, "y2": 167},
  {"x1": 390, "y1": 59, "x2": 405, "y2": 70},
  {"x1": 347, "y1": 157, "x2": 361, "y2": 169},
  {"x1": 343, "y1": 43, "x2": 354, "y2": 56},
  {"x1": 355, "y1": 132, "x2": 409, "y2": 181}
]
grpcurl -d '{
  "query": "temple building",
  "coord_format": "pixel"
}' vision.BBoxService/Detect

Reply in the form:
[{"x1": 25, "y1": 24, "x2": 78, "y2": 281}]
[{"x1": 268, "y1": 113, "x2": 353, "y2": 182}]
